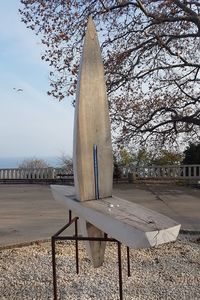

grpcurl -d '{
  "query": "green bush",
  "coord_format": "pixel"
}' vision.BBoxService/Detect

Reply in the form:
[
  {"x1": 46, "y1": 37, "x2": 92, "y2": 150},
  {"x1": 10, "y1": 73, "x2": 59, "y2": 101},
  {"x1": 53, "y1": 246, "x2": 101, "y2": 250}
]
[{"x1": 182, "y1": 143, "x2": 200, "y2": 164}]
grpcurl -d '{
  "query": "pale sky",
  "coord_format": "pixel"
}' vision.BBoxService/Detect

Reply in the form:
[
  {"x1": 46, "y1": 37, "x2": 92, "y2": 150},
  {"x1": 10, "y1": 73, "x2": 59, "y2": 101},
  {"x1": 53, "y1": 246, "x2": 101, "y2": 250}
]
[{"x1": 0, "y1": 1, "x2": 74, "y2": 158}]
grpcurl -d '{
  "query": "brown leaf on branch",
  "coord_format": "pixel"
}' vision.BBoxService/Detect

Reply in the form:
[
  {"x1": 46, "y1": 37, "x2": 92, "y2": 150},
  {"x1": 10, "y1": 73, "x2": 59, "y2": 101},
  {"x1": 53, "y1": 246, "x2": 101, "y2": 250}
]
[{"x1": 19, "y1": 0, "x2": 200, "y2": 149}]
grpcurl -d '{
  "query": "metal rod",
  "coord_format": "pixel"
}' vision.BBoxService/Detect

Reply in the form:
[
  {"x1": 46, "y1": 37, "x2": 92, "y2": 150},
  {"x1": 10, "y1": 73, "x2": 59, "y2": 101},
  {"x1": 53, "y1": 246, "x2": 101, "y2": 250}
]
[
  {"x1": 93, "y1": 144, "x2": 99, "y2": 199},
  {"x1": 52, "y1": 217, "x2": 78, "y2": 238},
  {"x1": 69, "y1": 210, "x2": 72, "y2": 222},
  {"x1": 127, "y1": 247, "x2": 131, "y2": 277},
  {"x1": 75, "y1": 218, "x2": 79, "y2": 274},
  {"x1": 51, "y1": 237, "x2": 57, "y2": 300},
  {"x1": 51, "y1": 219, "x2": 129, "y2": 300},
  {"x1": 118, "y1": 241, "x2": 123, "y2": 300},
  {"x1": 54, "y1": 235, "x2": 115, "y2": 242}
]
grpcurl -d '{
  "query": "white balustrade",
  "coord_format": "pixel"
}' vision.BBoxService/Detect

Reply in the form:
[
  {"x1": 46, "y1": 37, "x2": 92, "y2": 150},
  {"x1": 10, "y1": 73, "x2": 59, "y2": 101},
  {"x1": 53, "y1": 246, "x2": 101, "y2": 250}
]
[
  {"x1": 131, "y1": 165, "x2": 200, "y2": 179},
  {"x1": 0, "y1": 167, "x2": 67, "y2": 180},
  {"x1": 0, "y1": 165, "x2": 200, "y2": 181}
]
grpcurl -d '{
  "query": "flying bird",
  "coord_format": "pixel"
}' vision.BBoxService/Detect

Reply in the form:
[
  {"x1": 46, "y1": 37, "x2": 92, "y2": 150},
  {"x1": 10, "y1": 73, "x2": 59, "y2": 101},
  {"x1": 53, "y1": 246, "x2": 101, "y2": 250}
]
[{"x1": 13, "y1": 88, "x2": 23, "y2": 92}]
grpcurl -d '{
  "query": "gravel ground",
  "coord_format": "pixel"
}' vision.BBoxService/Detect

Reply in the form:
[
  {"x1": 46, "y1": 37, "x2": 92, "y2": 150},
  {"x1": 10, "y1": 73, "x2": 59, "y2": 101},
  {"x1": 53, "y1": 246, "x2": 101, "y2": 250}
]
[{"x1": 0, "y1": 234, "x2": 200, "y2": 300}]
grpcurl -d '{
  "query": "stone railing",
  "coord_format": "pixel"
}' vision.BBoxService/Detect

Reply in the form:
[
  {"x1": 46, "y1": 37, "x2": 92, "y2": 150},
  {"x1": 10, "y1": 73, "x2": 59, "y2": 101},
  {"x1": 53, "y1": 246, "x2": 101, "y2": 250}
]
[
  {"x1": 0, "y1": 168, "x2": 70, "y2": 180},
  {"x1": 129, "y1": 165, "x2": 200, "y2": 179},
  {"x1": 1, "y1": 165, "x2": 200, "y2": 181}
]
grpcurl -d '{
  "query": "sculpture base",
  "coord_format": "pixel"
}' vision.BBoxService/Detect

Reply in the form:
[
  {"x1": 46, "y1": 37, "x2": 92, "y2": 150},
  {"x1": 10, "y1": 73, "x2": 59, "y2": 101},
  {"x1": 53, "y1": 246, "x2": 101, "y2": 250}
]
[
  {"x1": 51, "y1": 185, "x2": 181, "y2": 249},
  {"x1": 51, "y1": 210, "x2": 130, "y2": 300}
]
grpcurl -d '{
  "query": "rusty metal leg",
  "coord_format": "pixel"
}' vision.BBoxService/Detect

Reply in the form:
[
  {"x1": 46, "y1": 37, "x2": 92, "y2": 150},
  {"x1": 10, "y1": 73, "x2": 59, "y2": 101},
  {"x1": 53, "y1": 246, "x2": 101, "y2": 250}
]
[
  {"x1": 75, "y1": 218, "x2": 79, "y2": 274},
  {"x1": 127, "y1": 247, "x2": 131, "y2": 277},
  {"x1": 51, "y1": 236, "x2": 57, "y2": 300},
  {"x1": 69, "y1": 210, "x2": 72, "y2": 222},
  {"x1": 117, "y1": 241, "x2": 123, "y2": 300},
  {"x1": 51, "y1": 219, "x2": 126, "y2": 300}
]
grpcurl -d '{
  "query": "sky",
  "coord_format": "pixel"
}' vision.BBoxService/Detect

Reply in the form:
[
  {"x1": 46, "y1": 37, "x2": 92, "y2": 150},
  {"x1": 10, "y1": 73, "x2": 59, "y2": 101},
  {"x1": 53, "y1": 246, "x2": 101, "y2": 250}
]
[{"x1": 0, "y1": 1, "x2": 74, "y2": 161}]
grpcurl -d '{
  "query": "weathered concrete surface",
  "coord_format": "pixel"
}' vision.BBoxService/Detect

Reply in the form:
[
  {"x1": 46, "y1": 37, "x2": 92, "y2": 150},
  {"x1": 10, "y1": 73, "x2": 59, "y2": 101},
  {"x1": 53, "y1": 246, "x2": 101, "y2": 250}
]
[
  {"x1": 51, "y1": 185, "x2": 180, "y2": 249},
  {"x1": 0, "y1": 183, "x2": 200, "y2": 247},
  {"x1": 73, "y1": 17, "x2": 113, "y2": 267},
  {"x1": 73, "y1": 16, "x2": 113, "y2": 202}
]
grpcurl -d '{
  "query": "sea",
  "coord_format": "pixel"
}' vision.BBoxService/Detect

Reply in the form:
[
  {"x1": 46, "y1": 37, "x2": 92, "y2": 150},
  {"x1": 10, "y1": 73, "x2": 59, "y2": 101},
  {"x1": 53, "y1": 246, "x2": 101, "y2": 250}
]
[{"x1": 0, "y1": 157, "x2": 60, "y2": 168}]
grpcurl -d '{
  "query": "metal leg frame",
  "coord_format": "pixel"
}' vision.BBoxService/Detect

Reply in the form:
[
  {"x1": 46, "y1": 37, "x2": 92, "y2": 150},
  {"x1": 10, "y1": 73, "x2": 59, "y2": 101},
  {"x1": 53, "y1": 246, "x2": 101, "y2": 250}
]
[{"x1": 51, "y1": 210, "x2": 131, "y2": 300}]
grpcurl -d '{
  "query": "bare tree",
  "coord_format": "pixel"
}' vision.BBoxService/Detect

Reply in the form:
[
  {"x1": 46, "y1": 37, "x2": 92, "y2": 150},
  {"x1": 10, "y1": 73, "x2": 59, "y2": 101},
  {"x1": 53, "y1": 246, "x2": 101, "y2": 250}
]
[
  {"x1": 57, "y1": 153, "x2": 73, "y2": 174},
  {"x1": 20, "y1": 0, "x2": 200, "y2": 148},
  {"x1": 18, "y1": 158, "x2": 49, "y2": 169}
]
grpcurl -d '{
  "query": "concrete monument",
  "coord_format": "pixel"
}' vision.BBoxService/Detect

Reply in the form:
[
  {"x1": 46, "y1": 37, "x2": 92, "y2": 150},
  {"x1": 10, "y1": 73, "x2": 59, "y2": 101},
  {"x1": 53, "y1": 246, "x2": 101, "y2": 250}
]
[{"x1": 51, "y1": 17, "x2": 181, "y2": 269}]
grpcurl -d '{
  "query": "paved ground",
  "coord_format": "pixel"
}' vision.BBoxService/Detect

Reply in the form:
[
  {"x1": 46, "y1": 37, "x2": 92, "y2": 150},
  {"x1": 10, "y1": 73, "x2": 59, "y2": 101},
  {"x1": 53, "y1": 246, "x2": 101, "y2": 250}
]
[
  {"x1": 0, "y1": 183, "x2": 200, "y2": 247},
  {"x1": 113, "y1": 183, "x2": 200, "y2": 232},
  {"x1": 0, "y1": 185, "x2": 68, "y2": 247}
]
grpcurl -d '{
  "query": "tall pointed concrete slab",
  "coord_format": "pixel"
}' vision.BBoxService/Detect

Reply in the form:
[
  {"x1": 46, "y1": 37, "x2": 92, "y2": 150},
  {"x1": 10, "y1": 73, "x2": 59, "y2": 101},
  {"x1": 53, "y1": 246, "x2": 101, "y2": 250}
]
[
  {"x1": 73, "y1": 16, "x2": 113, "y2": 202},
  {"x1": 51, "y1": 17, "x2": 181, "y2": 270},
  {"x1": 73, "y1": 16, "x2": 113, "y2": 267}
]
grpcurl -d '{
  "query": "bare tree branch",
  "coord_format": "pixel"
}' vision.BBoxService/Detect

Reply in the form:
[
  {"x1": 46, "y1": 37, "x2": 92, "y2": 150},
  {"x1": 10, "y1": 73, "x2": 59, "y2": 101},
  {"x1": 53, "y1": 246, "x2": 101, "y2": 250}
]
[{"x1": 20, "y1": 0, "x2": 200, "y2": 149}]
